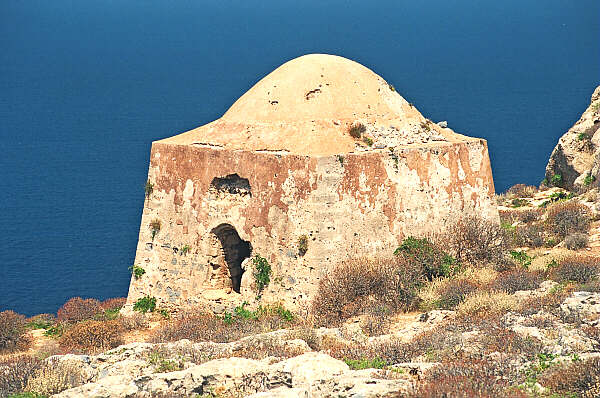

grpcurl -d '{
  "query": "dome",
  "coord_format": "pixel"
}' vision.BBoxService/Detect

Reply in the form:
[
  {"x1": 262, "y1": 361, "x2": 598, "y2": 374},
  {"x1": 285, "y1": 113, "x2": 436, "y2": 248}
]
[{"x1": 160, "y1": 54, "x2": 464, "y2": 155}]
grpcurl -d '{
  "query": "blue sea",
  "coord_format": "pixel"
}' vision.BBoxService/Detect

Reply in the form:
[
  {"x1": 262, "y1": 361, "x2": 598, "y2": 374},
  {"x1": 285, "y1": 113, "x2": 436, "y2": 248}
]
[{"x1": 1, "y1": 0, "x2": 598, "y2": 316}]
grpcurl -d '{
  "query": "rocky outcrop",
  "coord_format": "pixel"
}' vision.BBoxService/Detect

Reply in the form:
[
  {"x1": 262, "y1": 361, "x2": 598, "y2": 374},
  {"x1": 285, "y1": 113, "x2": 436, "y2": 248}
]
[{"x1": 545, "y1": 86, "x2": 600, "y2": 191}]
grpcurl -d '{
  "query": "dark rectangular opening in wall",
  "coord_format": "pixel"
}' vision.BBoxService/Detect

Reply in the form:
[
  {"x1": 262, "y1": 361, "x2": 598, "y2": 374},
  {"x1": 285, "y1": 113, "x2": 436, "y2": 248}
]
[{"x1": 210, "y1": 174, "x2": 251, "y2": 196}]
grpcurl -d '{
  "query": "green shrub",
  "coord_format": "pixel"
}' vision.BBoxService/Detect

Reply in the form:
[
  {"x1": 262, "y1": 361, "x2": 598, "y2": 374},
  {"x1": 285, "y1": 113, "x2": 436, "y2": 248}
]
[
  {"x1": 144, "y1": 179, "x2": 154, "y2": 199},
  {"x1": 584, "y1": 174, "x2": 596, "y2": 186},
  {"x1": 252, "y1": 255, "x2": 271, "y2": 295},
  {"x1": 133, "y1": 296, "x2": 156, "y2": 313},
  {"x1": 26, "y1": 314, "x2": 55, "y2": 330},
  {"x1": 129, "y1": 264, "x2": 146, "y2": 279},
  {"x1": 180, "y1": 245, "x2": 191, "y2": 255},
  {"x1": 149, "y1": 219, "x2": 161, "y2": 240},
  {"x1": 297, "y1": 235, "x2": 308, "y2": 256},
  {"x1": 57, "y1": 297, "x2": 102, "y2": 323},
  {"x1": 578, "y1": 132, "x2": 589, "y2": 141},
  {"x1": 363, "y1": 137, "x2": 374, "y2": 146},
  {"x1": 551, "y1": 173, "x2": 563, "y2": 186},
  {"x1": 545, "y1": 201, "x2": 592, "y2": 239},
  {"x1": 394, "y1": 237, "x2": 459, "y2": 280},
  {"x1": 510, "y1": 198, "x2": 528, "y2": 208},
  {"x1": 509, "y1": 250, "x2": 532, "y2": 268},
  {"x1": 344, "y1": 357, "x2": 387, "y2": 370},
  {"x1": 348, "y1": 123, "x2": 366, "y2": 139}
]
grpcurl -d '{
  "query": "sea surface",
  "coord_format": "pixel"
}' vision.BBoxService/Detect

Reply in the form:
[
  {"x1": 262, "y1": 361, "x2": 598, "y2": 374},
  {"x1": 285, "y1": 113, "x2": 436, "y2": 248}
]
[{"x1": 1, "y1": 0, "x2": 598, "y2": 316}]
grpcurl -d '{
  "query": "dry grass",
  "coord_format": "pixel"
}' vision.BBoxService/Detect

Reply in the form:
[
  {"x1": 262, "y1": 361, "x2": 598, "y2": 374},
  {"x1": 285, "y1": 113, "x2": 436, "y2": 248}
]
[
  {"x1": 506, "y1": 184, "x2": 538, "y2": 198},
  {"x1": 25, "y1": 359, "x2": 90, "y2": 396},
  {"x1": 151, "y1": 309, "x2": 294, "y2": 344},
  {"x1": 456, "y1": 291, "x2": 519, "y2": 318}
]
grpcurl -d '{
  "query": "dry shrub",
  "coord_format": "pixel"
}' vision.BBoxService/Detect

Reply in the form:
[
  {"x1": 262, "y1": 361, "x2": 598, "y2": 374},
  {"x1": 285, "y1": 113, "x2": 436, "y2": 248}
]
[
  {"x1": 549, "y1": 254, "x2": 600, "y2": 283},
  {"x1": 538, "y1": 357, "x2": 600, "y2": 397},
  {"x1": 491, "y1": 269, "x2": 542, "y2": 293},
  {"x1": 517, "y1": 283, "x2": 575, "y2": 315},
  {"x1": 514, "y1": 224, "x2": 545, "y2": 248},
  {"x1": 0, "y1": 310, "x2": 31, "y2": 353},
  {"x1": 545, "y1": 201, "x2": 592, "y2": 239},
  {"x1": 151, "y1": 310, "x2": 292, "y2": 344},
  {"x1": 507, "y1": 184, "x2": 538, "y2": 198},
  {"x1": 25, "y1": 359, "x2": 90, "y2": 396},
  {"x1": 100, "y1": 297, "x2": 126, "y2": 311},
  {"x1": 406, "y1": 360, "x2": 527, "y2": 398},
  {"x1": 57, "y1": 297, "x2": 103, "y2": 323},
  {"x1": 0, "y1": 355, "x2": 42, "y2": 397},
  {"x1": 582, "y1": 326, "x2": 600, "y2": 346},
  {"x1": 436, "y1": 214, "x2": 508, "y2": 267},
  {"x1": 119, "y1": 312, "x2": 149, "y2": 331},
  {"x1": 578, "y1": 279, "x2": 600, "y2": 292},
  {"x1": 564, "y1": 232, "x2": 589, "y2": 250},
  {"x1": 435, "y1": 279, "x2": 478, "y2": 310},
  {"x1": 456, "y1": 291, "x2": 518, "y2": 318},
  {"x1": 311, "y1": 257, "x2": 421, "y2": 326},
  {"x1": 59, "y1": 319, "x2": 124, "y2": 353}
]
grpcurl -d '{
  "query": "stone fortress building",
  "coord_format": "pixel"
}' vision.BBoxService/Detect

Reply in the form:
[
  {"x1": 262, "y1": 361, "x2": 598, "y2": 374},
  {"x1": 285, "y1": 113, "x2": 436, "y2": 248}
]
[{"x1": 124, "y1": 54, "x2": 498, "y2": 314}]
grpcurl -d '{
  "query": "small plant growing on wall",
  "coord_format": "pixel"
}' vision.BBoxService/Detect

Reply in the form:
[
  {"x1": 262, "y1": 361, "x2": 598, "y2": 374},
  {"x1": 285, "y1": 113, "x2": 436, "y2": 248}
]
[
  {"x1": 144, "y1": 180, "x2": 154, "y2": 199},
  {"x1": 348, "y1": 123, "x2": 366, "y2": 139},
  {"x1": 363, "y1": 137, "x2": 374, "y2": 146},
  {"x1": 180, "y1": 244, "x2": 191, "y2": 255},
  {"x1": 252, "y1": 255, "x2": 271, "y2": 296},
  {"x1": 149, "y1": 219, "x2": 161, "y2": 241},
  {"x1": 133, "y1": 296, "x2": 156, "y2": 313},
  {"x1": 298, "y1": 235, "x2": 309, "y2": 256},
  {"x1": 129, "y1": 264, "x2": 146, "y2": 279}
]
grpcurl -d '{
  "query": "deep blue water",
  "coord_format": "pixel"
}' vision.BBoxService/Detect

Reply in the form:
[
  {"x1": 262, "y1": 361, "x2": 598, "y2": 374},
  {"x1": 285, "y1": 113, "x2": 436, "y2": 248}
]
[{"x1": 1, "y1": 1, "x2": 598, "y2": 316}]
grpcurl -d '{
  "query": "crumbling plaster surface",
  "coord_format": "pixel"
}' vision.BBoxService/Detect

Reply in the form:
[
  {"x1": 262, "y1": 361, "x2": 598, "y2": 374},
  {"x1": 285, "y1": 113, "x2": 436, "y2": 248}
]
[{"x1": 123, "y1": 138, "x2": 496, "y2": 314}]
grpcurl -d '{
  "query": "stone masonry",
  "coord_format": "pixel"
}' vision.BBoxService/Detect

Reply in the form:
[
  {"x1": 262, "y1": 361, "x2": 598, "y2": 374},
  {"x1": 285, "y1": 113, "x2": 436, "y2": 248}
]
[{"x1": 123, "y1": 54, "x2": 498, "y2": 314}]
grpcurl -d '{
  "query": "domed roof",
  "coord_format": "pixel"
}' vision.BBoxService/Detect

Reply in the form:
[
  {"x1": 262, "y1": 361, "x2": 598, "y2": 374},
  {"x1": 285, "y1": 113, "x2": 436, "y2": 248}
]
[{"x1": 161, "y1": 54, "x2": 468, "y2": 155}]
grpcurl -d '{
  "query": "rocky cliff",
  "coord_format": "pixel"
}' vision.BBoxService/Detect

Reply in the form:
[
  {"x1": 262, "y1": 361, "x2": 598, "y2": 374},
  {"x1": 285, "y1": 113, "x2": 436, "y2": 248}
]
[{"x1": 545, "y1": 86, "x2": 600, "y2": 191}]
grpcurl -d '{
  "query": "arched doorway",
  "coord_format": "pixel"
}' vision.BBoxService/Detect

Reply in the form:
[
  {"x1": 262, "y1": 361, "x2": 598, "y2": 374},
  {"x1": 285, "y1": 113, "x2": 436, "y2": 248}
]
[{"x1": 210, "y1": 224, "x2": 252, "y2": 293}]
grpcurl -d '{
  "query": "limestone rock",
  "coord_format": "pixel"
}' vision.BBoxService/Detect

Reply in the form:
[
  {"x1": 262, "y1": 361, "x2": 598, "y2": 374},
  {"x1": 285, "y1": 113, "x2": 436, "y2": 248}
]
[{"x1": 545, "y1": 85, "x2": 600, "y2": 191}]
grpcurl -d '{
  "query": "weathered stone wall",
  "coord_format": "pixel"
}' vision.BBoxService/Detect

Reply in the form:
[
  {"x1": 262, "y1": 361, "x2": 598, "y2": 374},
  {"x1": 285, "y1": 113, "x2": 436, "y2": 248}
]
[{"x1": 124, "y1": 139, "x2": 496, "y2": 314}]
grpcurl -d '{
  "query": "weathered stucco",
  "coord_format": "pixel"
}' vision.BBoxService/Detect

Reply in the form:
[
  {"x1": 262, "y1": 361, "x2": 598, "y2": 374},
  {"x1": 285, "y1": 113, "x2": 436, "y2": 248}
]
[{"x1": 123, "y1": 54, "x2": 498, "y2": 314}]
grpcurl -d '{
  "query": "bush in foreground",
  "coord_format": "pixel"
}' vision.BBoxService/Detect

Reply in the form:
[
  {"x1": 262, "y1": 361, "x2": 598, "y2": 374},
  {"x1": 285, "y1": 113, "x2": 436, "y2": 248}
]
[
  {"x1": 151, "y1": 305, "x2": 295, "y2": 344},
  {"x1": 491, "y1": 269, "x2": 542, "y2": 294},
  {"x1": 59, "y1": 319, "x2": 124, "y2": 354},
  {"x1": 25, "y1": 360, "x2": 89, "y2": 397},
  {"x1": 311, "y1": 257, "x2": 422, "y2": 326},
  {"x1": 564, "y1": 232, "x2": 589, "y2": 250},
  {"x1": 538, "y1": 356, "x2": 600, "y2": 397},
  {"x1": 0, "y1": 310, "x2": 30, "y2": 353},
  {"x1": 545, "y1": 201, "x2": 592, "y2": 240},
  {"x1": 549, "y1": 254, "x2": 600, "y2": 284},
  {"x1": 0, "y1": 355, "x2": 42, "y2": 397},
  {"x1": 57, "y1": 297, "x2": 103, "y2": 323}
]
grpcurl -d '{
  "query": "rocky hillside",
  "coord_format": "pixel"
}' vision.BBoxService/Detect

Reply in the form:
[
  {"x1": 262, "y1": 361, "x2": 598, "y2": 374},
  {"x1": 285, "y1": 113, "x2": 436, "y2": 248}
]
[{"x1": 545, "y1": 86, "x2": 600, "y2": 191}]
